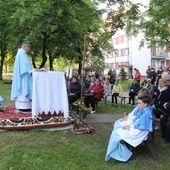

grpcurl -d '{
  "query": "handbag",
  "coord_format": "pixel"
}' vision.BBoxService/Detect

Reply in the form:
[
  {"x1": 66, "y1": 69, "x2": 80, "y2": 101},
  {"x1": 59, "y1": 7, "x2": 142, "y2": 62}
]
[{"x1": 84, "y1": 92, "x2": 94, "y2": 97}]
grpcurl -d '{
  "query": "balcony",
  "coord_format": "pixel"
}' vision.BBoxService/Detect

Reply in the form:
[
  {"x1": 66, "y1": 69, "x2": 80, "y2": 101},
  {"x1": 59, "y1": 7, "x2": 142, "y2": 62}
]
[{"x1": 151, "y1": 50, "x2": 168, "y2": 59}]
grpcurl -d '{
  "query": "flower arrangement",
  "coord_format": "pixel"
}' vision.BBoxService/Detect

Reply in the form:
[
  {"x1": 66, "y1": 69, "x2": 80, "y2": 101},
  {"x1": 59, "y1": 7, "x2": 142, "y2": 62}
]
[{"x1": 73, "y1": 100, "x2": 93, "y2": 119}]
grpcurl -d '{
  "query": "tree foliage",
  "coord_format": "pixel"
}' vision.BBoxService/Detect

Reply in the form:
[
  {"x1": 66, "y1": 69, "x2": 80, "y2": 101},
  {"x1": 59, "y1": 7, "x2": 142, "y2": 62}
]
[
  {"x1": 0, "y1": 0, "x2": 114, "y2": 77},
  {"x1": 0, "y1": 0, "x2": 141, "y2": 79},
  {"x1": 103, "y1": 0, "x2": 141, "y2": 36},
  {"x1": 0, "y1": 0, "x2": 16, "y2": 79},
  {"x1": 125, "y1": 0, "x2": 170, "y2": 48}
]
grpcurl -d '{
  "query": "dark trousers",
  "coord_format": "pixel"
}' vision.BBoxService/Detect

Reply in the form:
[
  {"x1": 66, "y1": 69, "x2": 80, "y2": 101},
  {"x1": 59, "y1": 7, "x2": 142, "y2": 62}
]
[
  {"x1": 129, "y1": 91, "x2": 137, "y2": 104},
  {"x1": 112, "y1": 93, "x2": 119, "y2": 104},
  {"x1": 84, "y1": 96, "x2": 97, "y2": 111},
  {"x1": 153, "y1": 108, "x2": 167, "y2": 119},
  {"x1": 69, "y1": 95, "x2": 79, "y2": 107},
  {"x1": 160, "y1": 116, "x2": 170, "y2": 142}
]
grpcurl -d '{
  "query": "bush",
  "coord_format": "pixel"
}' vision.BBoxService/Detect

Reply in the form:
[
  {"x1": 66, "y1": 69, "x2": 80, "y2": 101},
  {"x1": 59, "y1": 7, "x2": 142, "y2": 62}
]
[{"x1": 119, "y1": 68, "x2": 127, "y2": 81}]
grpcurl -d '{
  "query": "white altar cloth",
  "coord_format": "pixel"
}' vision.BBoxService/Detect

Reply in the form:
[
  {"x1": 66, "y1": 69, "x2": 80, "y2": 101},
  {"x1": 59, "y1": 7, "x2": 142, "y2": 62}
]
[{"x1": 32, "y1": 71, "x2": 69, "y2": 118}]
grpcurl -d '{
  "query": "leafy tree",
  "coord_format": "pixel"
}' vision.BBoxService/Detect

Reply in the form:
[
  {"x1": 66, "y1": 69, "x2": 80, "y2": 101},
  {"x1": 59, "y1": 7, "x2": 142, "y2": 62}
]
[
  {"x1": 7, "y1": 0, "x2": 111, "y2": 73},
  {"x1": 125, "y1": 0, "x2": 170, "y2": 48},
  {"x1": 100, "y1": 0, "x2": 141, "y2": 36},
  {"x1": 0, "y1": 0, "x2": 139, "y2": 79},
  {"x1": 0, "y1": 0, "x2": 17, "y2": 79}
]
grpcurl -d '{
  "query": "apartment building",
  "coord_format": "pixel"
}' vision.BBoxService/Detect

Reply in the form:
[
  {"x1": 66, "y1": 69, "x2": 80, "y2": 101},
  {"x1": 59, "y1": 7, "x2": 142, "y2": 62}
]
[{"x1": 104, "y1": 0, "x2": 170, "y2": 79}]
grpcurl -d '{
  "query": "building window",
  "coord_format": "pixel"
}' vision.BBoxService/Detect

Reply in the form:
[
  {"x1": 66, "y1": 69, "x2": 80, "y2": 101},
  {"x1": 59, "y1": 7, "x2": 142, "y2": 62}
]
[
  {"x1": 120, "y1": 48, "x2": 127, "y2": 56},
  {"x1": 121, "y1": 36, "x2": 124, "y2": 43},
  {"x1": 115, "y1": 37, "x2": 119, "y2": 44}
]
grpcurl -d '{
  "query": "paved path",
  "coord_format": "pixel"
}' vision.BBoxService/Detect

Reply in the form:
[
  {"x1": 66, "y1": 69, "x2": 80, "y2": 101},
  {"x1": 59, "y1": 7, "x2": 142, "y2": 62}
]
[
  {"x1": 84, "y1": 91, "x2": 129, "y2": 124},
  {"x1": 85, "y1": 113, "x2": 123, "y2": 124}
]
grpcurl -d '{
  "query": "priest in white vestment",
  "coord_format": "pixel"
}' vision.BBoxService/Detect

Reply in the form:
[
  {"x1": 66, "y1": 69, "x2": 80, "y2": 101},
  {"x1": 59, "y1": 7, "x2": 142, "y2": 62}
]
[{"x1": 11, "y1": 41, "x2": 33, "y2": 111}]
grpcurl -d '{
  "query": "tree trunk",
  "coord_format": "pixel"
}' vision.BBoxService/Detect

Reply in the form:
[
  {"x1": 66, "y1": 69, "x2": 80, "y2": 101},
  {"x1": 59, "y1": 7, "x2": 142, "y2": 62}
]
[
  {"x1": 32, "y1": 56, "x2": 37, "y2": 68},
  {"x1": 49, "y1": 55, "x2": 54, "y2": 71},
  {"x1": 39, "y1": 33, "x2": 48, "y2": 68},
  {"x1": 77, "y1": 47, "x2": 83, "y2": 75},
  {"x1": 0, "y1": 45, "x2": 6, "y2": 80}
]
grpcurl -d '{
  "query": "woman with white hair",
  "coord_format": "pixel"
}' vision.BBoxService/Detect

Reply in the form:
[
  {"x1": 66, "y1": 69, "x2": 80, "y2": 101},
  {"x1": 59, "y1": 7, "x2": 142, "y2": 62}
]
[{"x1": 153, "y1": 78, "x2": 170, "y2": 119}]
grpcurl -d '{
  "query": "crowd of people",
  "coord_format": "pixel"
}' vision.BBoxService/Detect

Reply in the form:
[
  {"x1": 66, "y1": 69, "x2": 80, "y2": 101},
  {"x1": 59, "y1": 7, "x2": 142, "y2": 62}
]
[
  {"x1": 67, "y1": 65, "x2": 170, "y2": 161},
  {"x1": 67, "y1": 66, "x2": 170, "y2": 114},
  {"x1": 67, "y1": 67, "x2": 120, "y2": 114}
]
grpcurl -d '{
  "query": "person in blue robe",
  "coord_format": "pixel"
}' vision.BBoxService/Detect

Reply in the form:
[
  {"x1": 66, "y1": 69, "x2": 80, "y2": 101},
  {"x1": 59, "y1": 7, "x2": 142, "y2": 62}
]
[
  {"x1": 11, "y1": 41, "x2": 33, "y2": 111},
  {"x1": 105, "y1": 91, "x2": 153, "y2": 162}
]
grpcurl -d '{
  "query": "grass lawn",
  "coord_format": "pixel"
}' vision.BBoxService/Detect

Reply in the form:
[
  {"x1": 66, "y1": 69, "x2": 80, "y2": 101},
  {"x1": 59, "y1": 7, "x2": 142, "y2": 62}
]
[{"x1": 1, "y1": 79, "x2": 170, "y2": 170}]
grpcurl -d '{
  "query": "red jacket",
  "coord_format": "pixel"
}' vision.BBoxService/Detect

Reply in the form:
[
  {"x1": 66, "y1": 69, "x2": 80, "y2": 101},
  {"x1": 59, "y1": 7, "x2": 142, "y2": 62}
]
[{"x1": 88, "y1": 84, "x2": 104, "y2": 100}]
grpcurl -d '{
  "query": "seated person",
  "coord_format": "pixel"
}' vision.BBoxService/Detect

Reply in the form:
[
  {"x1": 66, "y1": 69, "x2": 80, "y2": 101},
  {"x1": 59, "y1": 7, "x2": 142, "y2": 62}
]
[
  {"x1": 82, "y1": 75, "x2": 91, "y2": 97},
  {"x1": 90, "y1": 77, "x2": 96, "y2": 86},
  {"x1": 140, "y1": 78, "x2": 147, "y2": 88},
  {"x1": 127, "y1": 79, "x2": 141, "y2": 105},
  {"x1": 103, "y1": 79, "x2": 112, "y2": 105},
  {"x1": 153, "y1": 78, "x2": 170, "y2": 119},
  {"x1": 143, "y1": 78, "x2": 153, "y2": 92},
  {"x1": 160, "y1": 101, "x2": 170, "y2": 143},
  {"x1": 68, "y1": 77, "x2": 81, "y2": 109},
  {"x1": 84, "y1": 79, "x2": 103, "y2": 113},
  {"x1": 142, "y1": 78, "x2": 155, "y2": 103},
  {"x1": 111, "y1": 80, "x2": 123, "y2": 107},
  {"x1": 105, "y1": 90, "x2": 153, "y2": 162},
  {"x1": 99, "y1": 76, "x2": 105, "y2": 86}
]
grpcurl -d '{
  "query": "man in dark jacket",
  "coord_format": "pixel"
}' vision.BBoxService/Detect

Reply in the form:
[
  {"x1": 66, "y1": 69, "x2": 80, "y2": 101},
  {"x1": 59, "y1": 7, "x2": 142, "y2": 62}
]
[
  {"x1": 108, "y1": 68, "x2": 116, "y2": 85},
  {"x1": 68, "y1": 77, "x2": 81, "y2": 109},
  {"x1": 150, "y1": 67, "x2": 157, "y2": 85},
  {"x1": 127, "y1": 80, "x2": 141, "y2": 105},
  {"x1": 146, "y1": 65, "x2": 152, "y2": 78}
]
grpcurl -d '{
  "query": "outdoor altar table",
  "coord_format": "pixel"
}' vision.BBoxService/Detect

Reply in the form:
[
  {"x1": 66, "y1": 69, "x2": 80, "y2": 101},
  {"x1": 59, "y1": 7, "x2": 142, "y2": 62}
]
[{"x1": 32, "y1": 71, "x2": 69, "y2": 118}]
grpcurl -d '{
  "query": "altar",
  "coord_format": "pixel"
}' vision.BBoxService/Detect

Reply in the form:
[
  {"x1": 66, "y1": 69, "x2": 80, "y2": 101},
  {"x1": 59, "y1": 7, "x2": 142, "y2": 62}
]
[{"x1": 32, "y1": 71, "x2": 69, "y2": 118}]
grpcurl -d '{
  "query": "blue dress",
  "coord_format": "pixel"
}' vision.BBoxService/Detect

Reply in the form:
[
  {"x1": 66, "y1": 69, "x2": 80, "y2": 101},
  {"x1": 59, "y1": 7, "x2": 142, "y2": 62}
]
[
  {"x1": 105, "y1": 106, "x2": 153, "y2": 162},
  {"x1": 105, "y1": 125, "x2": 133, "y2": 162}
]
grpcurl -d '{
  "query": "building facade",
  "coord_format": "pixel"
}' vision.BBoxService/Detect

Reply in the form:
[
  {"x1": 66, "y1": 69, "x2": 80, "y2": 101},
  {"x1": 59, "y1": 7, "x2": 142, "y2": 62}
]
[{"x1": 104, "y1": 0, "x2": 170, "y2": 79}]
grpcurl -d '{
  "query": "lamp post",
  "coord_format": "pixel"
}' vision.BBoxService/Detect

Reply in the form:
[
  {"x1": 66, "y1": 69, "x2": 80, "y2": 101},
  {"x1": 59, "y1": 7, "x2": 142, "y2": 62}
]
[{"x1": 114, "y1": 52, "x2": 117, "y2": 69}]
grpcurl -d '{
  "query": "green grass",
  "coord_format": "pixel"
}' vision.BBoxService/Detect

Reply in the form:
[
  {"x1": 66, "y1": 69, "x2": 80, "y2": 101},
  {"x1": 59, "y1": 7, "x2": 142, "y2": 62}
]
[
  {"x1": 1, "y1": 79, "x2": 170, "y2": 170},
  {"x1": 0, "y1": 80, "x2": 14, "y2": 106},
  {"x1": 119, "y1": 79, "x2": 133, "y2": 90}
]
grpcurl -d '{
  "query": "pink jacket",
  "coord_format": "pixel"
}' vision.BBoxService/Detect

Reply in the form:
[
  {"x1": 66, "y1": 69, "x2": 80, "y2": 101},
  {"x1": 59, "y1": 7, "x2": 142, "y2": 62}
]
[{"x1": 135, "y1": 71, "x2": 141, "y2": 81}]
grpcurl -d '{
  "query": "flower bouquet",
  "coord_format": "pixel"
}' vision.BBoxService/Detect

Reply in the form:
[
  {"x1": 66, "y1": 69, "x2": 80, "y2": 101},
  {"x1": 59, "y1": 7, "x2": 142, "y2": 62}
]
[{"x1": 73, "y1": 100, "x2": 93, "y2": 119}]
